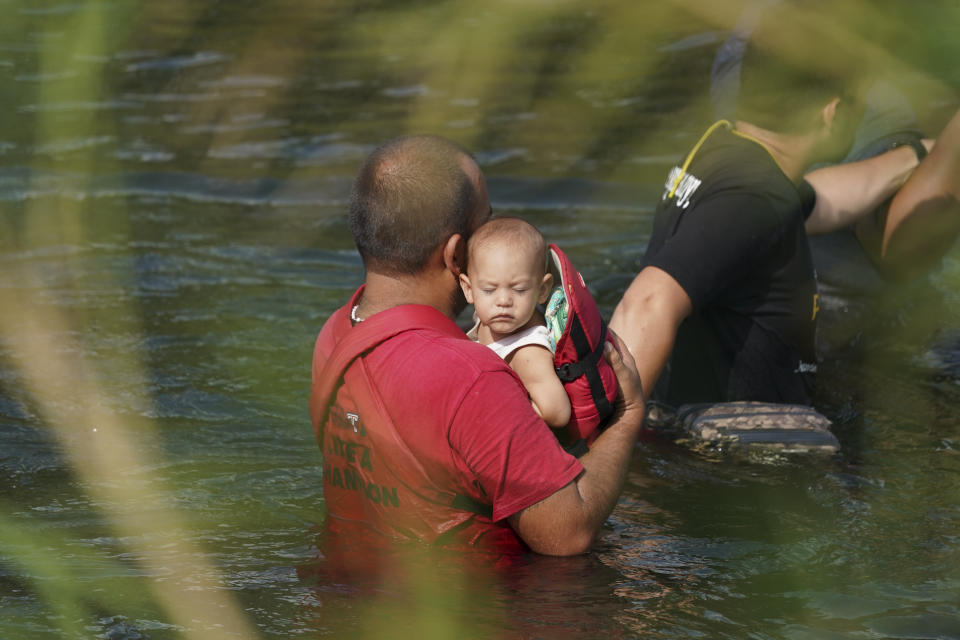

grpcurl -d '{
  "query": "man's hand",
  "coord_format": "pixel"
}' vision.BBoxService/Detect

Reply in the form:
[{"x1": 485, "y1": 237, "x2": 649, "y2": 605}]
[
  {"x1": 507, "y1": 330, "x2": 646, "y2": 556},
  {"x1": 604, "y1": 329, "x2": 645, "y2": 419}
]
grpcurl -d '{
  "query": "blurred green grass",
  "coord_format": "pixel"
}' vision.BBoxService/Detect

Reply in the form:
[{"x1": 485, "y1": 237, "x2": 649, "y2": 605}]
[{"x1": 1, "y1": 1, "x2": 958, "y2": 638}]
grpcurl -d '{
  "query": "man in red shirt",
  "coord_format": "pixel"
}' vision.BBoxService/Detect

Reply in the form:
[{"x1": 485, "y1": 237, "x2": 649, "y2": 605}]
[{"x1": 310, "y1": 135, "x2": 645, "y2": 556}]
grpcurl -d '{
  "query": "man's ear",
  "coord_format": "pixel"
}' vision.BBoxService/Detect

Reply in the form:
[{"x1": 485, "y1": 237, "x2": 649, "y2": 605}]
[
  {"x1": 443, "y1": 233, "x2": 467, "y2": 277},
  {"x1": 538, "y1": 272, "x2": 554, "y2": 304},
  {"x1": 821, "y1": 97, "x2": 842, "y2": 132},
  {"x1": 459, "y1": 272, "x2": 474, "y2": 304}
]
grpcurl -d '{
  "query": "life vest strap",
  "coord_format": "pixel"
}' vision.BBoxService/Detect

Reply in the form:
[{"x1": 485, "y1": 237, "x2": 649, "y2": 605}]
[
  {"x1": 313, "y1": 304, "x2": 497, "y2": 521},
  {"x1": 555, "y1": 316, "x2": 614, "y2": 420},
  {"x1": 555, "y1": 318, "x2": 605, "y2": 382},
  {"x1": 312, "y1": 305, "x2": 459, "y2": 439}
]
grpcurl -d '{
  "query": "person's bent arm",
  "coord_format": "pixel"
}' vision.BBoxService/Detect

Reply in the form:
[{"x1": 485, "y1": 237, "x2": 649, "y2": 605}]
[
  {"x1": 507, "y1": 331, "x2": 645, "y2": 555},
  {"x1": 608, "y1": 266, "x2": 692, "y2": 397},
  {"x1": 507, "y1": 343, "x2": 571, "y2": 428},
  {"x1": 804, "y1": 144, "x2": 925, "y2": 235},
  {"x1": 882, "y1": 109, "x2": 960, "y2": 274}
]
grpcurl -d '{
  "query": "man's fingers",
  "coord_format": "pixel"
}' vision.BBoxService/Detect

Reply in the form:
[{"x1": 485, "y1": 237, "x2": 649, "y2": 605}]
[
  {"x1": 604, "y1": 330, "x2": 635, "y2": 370},
  {"x1": 604, "y1": 328, "x2": 644, "y2": 405}
]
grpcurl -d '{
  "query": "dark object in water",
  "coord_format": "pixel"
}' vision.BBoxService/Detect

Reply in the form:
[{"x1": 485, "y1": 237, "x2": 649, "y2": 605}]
[{"x1": 646, "y1": 401, "x2": 840, "y2": 455}]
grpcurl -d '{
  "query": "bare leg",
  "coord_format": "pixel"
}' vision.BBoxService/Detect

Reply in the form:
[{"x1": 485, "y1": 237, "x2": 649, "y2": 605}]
[{"x1": 882, "y1": 109, "x2": 960, "y2": 278}]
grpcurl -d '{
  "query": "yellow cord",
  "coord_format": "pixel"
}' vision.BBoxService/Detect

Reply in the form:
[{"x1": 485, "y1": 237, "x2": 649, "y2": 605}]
[
  {"x1": 667, "y1": 120, "x2": 790, "y2": 198},
  {"x1": 667, "y1": 120, "x2": 731, "y2": 198}
]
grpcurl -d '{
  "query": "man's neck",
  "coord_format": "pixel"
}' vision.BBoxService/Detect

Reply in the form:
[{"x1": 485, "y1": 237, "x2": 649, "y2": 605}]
[
  {"x1": 734, "y1": 121, "x2": 816, "y2": 184},
  {"x1": 353, "y1": 269, "x2": 457, "y2": 322}
]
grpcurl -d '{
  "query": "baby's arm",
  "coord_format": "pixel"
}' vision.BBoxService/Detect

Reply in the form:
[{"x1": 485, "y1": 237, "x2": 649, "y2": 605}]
[{"x1": 506, "y1": 344, "x2": 572, "y2": 429}]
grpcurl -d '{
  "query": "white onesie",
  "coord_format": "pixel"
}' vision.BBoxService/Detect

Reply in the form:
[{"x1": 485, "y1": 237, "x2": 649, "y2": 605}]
[{"x1": 467, "y1": 322, "x2": 554, "y2": 360}]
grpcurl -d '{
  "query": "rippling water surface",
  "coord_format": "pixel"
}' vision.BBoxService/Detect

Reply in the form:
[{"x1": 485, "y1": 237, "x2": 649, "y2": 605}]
[{"x1": 2, "y1": 1, "x2": 960, "y2": 638}]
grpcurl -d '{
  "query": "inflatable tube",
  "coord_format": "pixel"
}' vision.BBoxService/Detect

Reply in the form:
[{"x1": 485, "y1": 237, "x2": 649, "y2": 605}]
[{"x1": 646, "y1": 401, "x2": 840, "y2": 455}]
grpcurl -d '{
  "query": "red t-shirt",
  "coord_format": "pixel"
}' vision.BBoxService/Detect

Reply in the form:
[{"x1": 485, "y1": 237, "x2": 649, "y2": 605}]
[{"x1": 312, "y1": 291, "x2": 583, "y2": 553}]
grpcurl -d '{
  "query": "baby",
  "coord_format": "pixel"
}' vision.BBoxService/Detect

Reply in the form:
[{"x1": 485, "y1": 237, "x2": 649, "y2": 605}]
[{"x1": 460, "y1": 217, "x2": 572, "y2": 428}]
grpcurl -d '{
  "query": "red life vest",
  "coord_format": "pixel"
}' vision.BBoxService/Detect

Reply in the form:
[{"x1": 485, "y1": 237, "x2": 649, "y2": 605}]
[
  {"x1": 548, "y1": 244, "x2": 619, "y2": 452},
  {"x1": 309, "y1": 300, "x2": 522, "y2": 551}
]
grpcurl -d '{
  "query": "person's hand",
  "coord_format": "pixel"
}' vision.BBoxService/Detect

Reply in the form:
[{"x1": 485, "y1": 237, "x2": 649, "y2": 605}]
[{"x1": 603, "y1": 329, "x2": 645, "y2": 418}]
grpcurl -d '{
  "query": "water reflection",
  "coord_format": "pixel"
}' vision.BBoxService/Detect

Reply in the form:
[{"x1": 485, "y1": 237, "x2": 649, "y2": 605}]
[{"x1": 297, "y1": 529, "x2": 637, "y2": 638}]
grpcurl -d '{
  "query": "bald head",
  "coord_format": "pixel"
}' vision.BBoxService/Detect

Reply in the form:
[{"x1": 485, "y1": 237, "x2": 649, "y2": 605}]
[
  {"x1": 467, "y1": 217, "x2": 547, "y2": 278},
  {"x1": 348, "y1": 135, "x2": 484, "y2": 275}
]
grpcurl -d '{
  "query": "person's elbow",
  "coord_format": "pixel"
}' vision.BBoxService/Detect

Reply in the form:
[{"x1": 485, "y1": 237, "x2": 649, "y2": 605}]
[
  {"x1": 527, "y1": 527, "x2": 595, "y2": 556},
  {"x1": 805, "y1": 202, "x2": 848, "y2": 235},
  {"x1": 804, "y1": 208, "x2": 834, "y2": 235},
  {"x1": 508, "y1": 484, "x2": 597, "y2": 556},
  {"x1": 533, "y1": 391, "x2": 572, "y2": 429},
  {"x1": 611, "y1": 267, "x2": 691, "y2": 334},
  {"x1": 612, "y1": 286, "x2": 654, "y2": 322},
  {"x1": 516, "y1": 518, "x2": 595, "y2": 556}
]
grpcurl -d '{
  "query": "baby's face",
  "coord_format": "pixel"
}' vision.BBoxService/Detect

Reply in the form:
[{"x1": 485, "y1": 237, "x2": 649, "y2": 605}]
[{"x1": 461, "y1": 243, "x2": 550, "y2": 340}]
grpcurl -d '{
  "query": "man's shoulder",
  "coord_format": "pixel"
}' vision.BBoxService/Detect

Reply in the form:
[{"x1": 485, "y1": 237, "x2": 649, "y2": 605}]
[
  {"x1": 651, "y1": 135, "x2": 777, "y2": 227},
  {"x1": 680, "y1": 161, "x2": 802, "y2": 235},
  {"x1": 370, "y1": 326, "x2": 529, "y2": 424},
  {"x1": 313, "y1": 303, "x2": 352, "y2": 368},
  {"x1": 390, "y1": 325, "x2": 515, "y2": 379},
  {"x1": 314, "y1": 309, "x2": 526, "y2": 419},
  {"x1": 684, "y1": 128, "x2": 775, "y2": 186}
]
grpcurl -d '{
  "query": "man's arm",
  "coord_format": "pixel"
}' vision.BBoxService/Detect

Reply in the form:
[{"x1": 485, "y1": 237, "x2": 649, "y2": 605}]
[
  {"x1": 804, "y1": 144, "x2": 925, "y2": 236},
  {"x1": 507, "y1": 331, "x2": 645, "y2": 556},
  {"x1": 882, "y1": 109, "x2": 960, "y2": 275},
  {"x1": 608, "y1": 266, "x2": 693, "y2": 398}
]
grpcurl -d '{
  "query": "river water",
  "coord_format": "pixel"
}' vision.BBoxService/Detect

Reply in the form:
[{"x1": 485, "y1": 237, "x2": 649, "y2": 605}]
[{"x1": 2, "y1": 1, "x2": 960, "y2": 638}]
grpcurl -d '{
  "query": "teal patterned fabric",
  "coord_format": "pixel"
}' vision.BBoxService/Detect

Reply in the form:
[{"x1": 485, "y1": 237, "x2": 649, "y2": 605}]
[{"x1": 544, "y1": 287, "x2": 567, "y2": 352}]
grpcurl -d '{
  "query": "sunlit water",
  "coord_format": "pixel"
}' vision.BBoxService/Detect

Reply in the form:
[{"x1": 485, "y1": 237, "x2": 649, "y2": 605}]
[{"x1": 2, "y1": 1, "x2": 960, "y2": 638}]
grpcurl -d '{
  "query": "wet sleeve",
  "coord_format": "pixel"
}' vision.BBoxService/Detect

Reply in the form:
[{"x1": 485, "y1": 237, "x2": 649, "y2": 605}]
[
  {"x1": 448, "y1": 371, "x2": 583, "y2": 523},
  {"x1": 645, "y1": 192, "x2": 785, "y2": 309}
]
